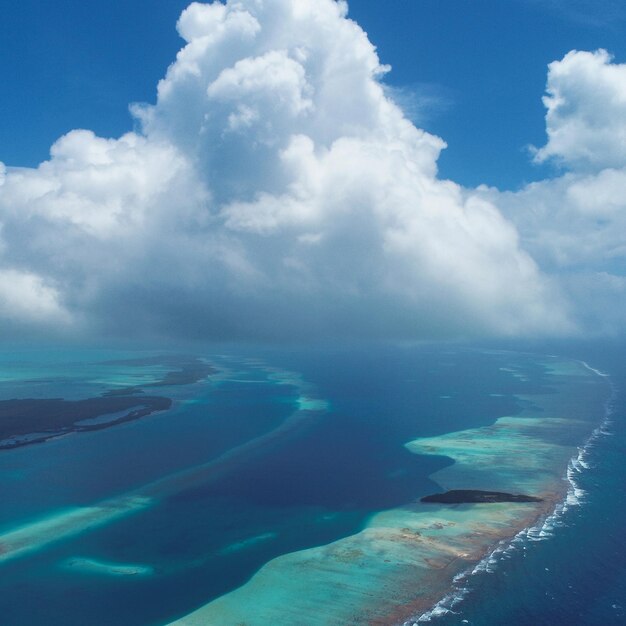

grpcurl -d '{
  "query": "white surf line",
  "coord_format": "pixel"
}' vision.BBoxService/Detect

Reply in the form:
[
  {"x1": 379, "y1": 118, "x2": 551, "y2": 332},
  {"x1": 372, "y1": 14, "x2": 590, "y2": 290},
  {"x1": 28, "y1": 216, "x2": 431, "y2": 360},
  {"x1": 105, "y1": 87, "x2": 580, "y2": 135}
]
[
  {"x1": 0, "y1": 364, "x2": 327, "y2": 566},
  {"x1": 409, "y1": 359, "x2": 614, "y2": 625},
  {"x1": 579, "y1": 360, "x2": 609, "y2": 378}
]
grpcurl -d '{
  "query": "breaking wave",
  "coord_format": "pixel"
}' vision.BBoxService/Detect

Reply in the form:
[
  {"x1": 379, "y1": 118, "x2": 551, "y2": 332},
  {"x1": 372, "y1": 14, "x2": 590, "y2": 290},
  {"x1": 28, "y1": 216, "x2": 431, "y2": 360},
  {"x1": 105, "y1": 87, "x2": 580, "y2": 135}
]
[{"x1": 404, "y1": 363, "x2": 615, "y2": 625}]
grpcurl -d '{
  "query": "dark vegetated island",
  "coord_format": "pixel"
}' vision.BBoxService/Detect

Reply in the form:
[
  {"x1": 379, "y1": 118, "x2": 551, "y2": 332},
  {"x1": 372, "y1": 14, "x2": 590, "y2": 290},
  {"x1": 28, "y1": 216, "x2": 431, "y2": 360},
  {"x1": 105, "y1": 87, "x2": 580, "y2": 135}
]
[
  {"x1": 421, "y1": 489, "x2": 543, "y2": 504},
  {"x1": 0, "y1": 355, "x2": 214, "y2": 450},
  {"x1": 102, "y1": 355, "x2": 216, "y2": 395},
  {"x1": 0, "y1": 395, "x2": 171, "y2": 449}
]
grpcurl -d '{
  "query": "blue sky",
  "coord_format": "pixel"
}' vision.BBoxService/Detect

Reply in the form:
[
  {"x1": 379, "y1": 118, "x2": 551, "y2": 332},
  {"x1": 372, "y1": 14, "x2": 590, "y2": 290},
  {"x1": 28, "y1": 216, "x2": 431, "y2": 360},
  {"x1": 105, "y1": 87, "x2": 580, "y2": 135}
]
[
  {"x1": 1, "y1": 0, "x2": 626, "y2": 343},
  {"x1": 2, "y1": 0, "x2": 625, "y2": 189}
]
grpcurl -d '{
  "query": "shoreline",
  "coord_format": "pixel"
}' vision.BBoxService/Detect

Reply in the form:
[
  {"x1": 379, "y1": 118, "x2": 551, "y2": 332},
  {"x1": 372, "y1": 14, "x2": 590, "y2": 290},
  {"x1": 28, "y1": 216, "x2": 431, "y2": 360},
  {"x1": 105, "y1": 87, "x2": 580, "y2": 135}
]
[
  {"x1": 167, "y1": 356, "x2": 611, "y2": 626},
  {"x1": 393, "y1": 488, "x2": 568, "y2": 625},
  {"x1": 0, "y1": 355, "x2": 215, "y2": 451},
  {"x1": 400, "y1": 365, "x2": 614, "y2": 625},
  {"x1": 0, "y1": 351, "x2": 611, "y2": 626},
  {"x1": 0, "y1": 396, "x2": 172, "y2": 451}
]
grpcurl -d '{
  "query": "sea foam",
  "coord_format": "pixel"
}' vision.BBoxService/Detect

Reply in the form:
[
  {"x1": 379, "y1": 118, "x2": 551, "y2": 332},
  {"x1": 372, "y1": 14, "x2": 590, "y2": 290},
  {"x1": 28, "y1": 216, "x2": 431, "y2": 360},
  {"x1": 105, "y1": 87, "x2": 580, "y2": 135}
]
[{"x1": 407, "y1": 361, "x2": 614, "y2": 624}]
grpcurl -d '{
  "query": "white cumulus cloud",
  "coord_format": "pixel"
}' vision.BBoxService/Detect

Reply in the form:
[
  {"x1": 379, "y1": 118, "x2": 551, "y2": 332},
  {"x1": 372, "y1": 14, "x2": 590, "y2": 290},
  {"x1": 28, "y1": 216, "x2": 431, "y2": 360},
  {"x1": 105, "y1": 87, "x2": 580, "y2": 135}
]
[
  {"x1": 0, "y1": 0, "x2": 596, "y2": 341},
  {"x1": 533, "y1": 49, "x2": 626, "y2": 172},
  {"x1": 0, "y1": 269, "x2": 70, "y2": 325},
  {"x1": 480, "y1": 49, "x2": 626, "y2": 335}
]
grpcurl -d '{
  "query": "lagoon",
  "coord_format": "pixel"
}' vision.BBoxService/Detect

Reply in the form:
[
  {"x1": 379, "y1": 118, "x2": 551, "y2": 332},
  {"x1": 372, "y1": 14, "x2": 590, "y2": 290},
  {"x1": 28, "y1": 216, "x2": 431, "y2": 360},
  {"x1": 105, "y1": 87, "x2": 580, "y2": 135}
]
[{"x1": 0, "y1": 346, "x2": 611, "y2": 625}]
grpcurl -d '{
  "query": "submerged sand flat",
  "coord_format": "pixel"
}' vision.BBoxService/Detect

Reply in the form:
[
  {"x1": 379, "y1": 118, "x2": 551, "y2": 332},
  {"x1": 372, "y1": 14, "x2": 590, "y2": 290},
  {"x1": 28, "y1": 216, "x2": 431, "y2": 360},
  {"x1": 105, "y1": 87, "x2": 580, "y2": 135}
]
[
  {"x1": 0, "y1": 363, "x2": 323, "y2": 566},
  {"x1": 61, "y1": 556, "x2": 154, "y2": 577},
  {"x1": 0, "y1": 496, "x2": 153, "y2": 564},
  {"x1": 168, "y1": 358, "x2": 607, "y2": 626},
  {"x1": 0, "y1": 354, "x2": 607, "y2": 625}
]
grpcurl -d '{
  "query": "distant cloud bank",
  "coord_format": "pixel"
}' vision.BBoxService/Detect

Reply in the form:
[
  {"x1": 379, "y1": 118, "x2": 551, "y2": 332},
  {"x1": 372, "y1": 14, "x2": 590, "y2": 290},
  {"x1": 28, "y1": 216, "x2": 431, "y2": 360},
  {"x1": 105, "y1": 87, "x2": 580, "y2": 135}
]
[{"x1": 0, "y1": 0, "x2": 623, "y2": 341}]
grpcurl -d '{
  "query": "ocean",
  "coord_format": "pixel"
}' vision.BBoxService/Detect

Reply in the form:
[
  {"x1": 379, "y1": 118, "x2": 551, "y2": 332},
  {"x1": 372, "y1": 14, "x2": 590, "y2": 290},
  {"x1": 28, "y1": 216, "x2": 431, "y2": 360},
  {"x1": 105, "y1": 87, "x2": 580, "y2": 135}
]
[
  {"x1": 0, "y1": 343, "x2": 619, "y2": 625},
  {"x1": 421, "y1": 342, "x2": 626, "y2": 626}
]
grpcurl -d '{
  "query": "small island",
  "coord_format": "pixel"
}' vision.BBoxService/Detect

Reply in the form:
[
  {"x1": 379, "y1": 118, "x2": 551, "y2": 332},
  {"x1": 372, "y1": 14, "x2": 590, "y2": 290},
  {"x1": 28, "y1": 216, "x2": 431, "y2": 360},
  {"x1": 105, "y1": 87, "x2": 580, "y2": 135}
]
[
  {"x1": 420, "y1": 489, "x2": 543, "y2": 504},
  {"x1": 102, "y1": 355, "x2": 215, "y2": 396},
  {"x1": 0, "y1": 395, "x2": 172, "y2": 450}
]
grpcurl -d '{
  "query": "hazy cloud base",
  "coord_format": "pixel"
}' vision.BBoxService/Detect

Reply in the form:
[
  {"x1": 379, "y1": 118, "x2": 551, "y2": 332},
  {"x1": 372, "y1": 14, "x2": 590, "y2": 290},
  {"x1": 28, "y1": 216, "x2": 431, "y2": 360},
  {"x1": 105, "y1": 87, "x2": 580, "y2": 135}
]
[{"x1": 0, "y1": 0, "x2": 623, "y2": 342}]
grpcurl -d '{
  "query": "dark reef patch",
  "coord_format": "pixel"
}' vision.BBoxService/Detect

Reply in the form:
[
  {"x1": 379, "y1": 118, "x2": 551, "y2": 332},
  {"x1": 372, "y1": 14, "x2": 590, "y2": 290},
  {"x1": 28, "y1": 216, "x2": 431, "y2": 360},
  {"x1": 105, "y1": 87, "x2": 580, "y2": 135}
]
[{"x1": 421, "y1": 489, "x2": 543, "y2": 504}]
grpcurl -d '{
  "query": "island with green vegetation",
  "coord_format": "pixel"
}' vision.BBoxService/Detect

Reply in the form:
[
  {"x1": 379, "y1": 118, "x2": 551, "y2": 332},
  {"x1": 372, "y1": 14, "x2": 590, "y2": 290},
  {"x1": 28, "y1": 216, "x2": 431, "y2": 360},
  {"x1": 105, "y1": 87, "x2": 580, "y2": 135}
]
[{"x1": 0, "y1": 355, "x2": 214, "y2": 450}]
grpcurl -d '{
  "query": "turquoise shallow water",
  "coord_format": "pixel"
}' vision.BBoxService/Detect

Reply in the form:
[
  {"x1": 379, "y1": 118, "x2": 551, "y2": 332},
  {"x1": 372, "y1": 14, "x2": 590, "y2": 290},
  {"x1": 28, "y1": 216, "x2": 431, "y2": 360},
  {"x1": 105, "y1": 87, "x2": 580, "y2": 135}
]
[
  {"x1": 416, "y1": 341, "x2": 626, "y2": 626},
  {"x1": 0, "y1": 345, "x2": 612, "y2": 625}
]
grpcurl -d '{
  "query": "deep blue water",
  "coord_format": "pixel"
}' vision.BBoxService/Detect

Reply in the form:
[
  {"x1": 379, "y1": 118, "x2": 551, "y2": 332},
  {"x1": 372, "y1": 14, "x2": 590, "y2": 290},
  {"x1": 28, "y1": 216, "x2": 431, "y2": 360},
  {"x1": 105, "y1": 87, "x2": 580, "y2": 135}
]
[{"x1": 0, "y1": 344, "x2": 618, "y2": 625}]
